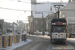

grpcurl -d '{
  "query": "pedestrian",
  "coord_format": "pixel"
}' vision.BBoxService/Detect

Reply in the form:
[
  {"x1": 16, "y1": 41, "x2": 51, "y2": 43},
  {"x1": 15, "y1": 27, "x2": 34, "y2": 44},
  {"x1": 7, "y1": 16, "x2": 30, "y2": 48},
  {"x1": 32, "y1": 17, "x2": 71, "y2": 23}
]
[
  {"x1": 42, "y1": 32, "x2": 45, "y2": 36},
  {"x1": 31, "y1": 32, "x2": 33, "y2": 35},
  {"x1": 29, "y1": 32, "x2": 30, "y2": 35}
]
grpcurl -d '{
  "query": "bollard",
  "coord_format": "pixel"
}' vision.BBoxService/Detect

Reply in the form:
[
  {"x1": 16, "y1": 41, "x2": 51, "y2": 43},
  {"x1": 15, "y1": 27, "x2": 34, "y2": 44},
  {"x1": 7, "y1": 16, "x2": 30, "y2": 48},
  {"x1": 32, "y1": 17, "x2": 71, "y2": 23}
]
[
  {"x1": 22, "y1": 35, "x2": 24, "y2": 41},
  {"x1": 16, "y1": 35, "x2": 20, "y2": 43},
  {"x1": 22, "y1": 34, "x2": 26, "y2": 41},
  {"x1": 3, "y1": 36, "x2": 7, "y2": 48},
  {"x1": 0, "y1": 36, "x2": 7, "y2": 48},
  {"x1": 24, "y1": 35, "x2": 26, "y2": 41},
  {"x1": 67, "y1": 33, "x2": 70, "y2": 38},
  {"x1": 13, "y1": 35, "x2": 16, "y2": 44},
  {"x1": 2, "y1": 36, "x2": 7, "y2": 48},
  {"x1": 0, "y1": 37, "x2": 2, "y2": 48},
  {"x1": 8, "y1": 36, "x2": 12, "y2": 46}
]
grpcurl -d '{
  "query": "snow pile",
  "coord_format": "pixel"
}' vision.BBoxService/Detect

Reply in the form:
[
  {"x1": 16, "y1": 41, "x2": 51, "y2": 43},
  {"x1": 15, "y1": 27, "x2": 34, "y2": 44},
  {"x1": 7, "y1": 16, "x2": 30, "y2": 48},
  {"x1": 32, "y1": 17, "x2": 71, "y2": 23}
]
[
  {"x1": 67, "y1": 38, "x2": 75, "y2": 43},
  {"x1": 6, "y1": 39, "x2": 31, "y2": 50}
]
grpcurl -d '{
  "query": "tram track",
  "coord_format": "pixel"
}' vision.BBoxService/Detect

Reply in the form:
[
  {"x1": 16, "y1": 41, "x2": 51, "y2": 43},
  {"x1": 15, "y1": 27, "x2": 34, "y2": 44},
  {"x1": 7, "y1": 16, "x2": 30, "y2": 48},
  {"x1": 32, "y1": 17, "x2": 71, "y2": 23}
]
[{"x1": 14, "y1": 35, "x2": 75, "y2": 50}]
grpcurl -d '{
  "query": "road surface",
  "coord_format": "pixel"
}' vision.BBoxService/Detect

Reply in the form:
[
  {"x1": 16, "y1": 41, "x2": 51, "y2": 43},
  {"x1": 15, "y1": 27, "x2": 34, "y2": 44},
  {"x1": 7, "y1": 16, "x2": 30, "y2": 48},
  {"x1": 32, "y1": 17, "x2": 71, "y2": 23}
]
[{"x1": 14, "y1": 35, "x2": 75, "y2": 50}]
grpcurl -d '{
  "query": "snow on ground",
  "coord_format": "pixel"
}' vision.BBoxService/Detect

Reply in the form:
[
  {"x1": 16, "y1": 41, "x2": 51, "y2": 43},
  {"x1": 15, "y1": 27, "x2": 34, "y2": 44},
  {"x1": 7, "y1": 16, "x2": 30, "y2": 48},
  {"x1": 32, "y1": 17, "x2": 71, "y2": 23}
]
[
  {"x1": 29, "y1": 35, "x2": 48, "y2": 37},
  {"x1": 67, "y1": 38, "x2": 75, "y2": 43},
  {"x1": 6, "y1": 39, "x2": 31, "y2": 50}
]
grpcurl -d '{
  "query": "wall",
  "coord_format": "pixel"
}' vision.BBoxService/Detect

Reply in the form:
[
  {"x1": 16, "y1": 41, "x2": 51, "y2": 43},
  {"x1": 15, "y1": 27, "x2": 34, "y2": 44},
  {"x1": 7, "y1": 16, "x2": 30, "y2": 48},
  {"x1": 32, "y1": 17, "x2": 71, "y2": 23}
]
[
  {"x1": 46, "y1": 14, "x2": 56, "y2": 32},
  {"x1": 33, "y1": 18, "x2": 46, "y2": 32}
]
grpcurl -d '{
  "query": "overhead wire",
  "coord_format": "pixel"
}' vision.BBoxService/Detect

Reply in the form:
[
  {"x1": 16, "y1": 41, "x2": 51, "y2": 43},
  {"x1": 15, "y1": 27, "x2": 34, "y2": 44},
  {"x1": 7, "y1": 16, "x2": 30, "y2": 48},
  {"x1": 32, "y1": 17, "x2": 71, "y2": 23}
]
[
  {"x1": 0, "y1": 7, "x2": 31, "y2": 12},
  {"x1": 4, "y1": 19, "x2": 28, "y2": 21},
  {"x1": 10, "y1": 0, "x2": 31, "y2": 4},
  {"x1": 17, "y1": 1, "x2": 31, "y2": 4}
]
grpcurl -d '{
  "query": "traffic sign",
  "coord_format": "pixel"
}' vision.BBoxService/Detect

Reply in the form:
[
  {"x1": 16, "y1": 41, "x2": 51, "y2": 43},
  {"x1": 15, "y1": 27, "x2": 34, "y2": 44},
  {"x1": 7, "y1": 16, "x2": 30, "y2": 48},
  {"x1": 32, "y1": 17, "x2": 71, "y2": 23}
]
[{"x1": 33, "y1": 27, "x2": 34, "y2": 29}]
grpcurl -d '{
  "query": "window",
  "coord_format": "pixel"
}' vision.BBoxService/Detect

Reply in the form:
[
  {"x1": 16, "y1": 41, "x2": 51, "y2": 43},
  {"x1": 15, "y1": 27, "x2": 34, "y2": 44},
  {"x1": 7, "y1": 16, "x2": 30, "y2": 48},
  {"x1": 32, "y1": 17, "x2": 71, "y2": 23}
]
[
  {"x1": 52, "y1": 25, "x2": 66, "y2": 32},
  {"x1": 62, "y1": 13, "x2": 66, "y2": 18}
]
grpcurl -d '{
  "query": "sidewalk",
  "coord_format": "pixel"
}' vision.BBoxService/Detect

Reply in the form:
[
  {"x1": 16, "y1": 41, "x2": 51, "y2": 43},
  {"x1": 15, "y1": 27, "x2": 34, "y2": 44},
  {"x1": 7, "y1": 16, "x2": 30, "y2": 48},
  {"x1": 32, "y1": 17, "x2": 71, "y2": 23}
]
[
  {"x1": 0, "y1": 39, "x2": 31, "y2": 50},
  {"x1": 7, "y1": 39, "x2": 31, "y2": 50},
  {"x1": 67, "y1": 38, "x2": 75, "y2": 43}
]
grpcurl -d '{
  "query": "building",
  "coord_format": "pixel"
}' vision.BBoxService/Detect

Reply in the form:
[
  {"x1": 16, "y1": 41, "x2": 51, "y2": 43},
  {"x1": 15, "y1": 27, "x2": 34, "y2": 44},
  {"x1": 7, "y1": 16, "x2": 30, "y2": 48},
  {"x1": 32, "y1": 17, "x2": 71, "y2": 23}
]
[
  {"x1": 28, "y1": 16, "x2": 46, "y2": 32},
  {"x1": 28, "y1": 16, "x2": 32, "y2": 32},
  {"x1": 33, "y1": 18, "x2": 46, "y2": 32},
  {"x1": 25, "y1": 23, "x2": 28, "y2": 32},
  {"x1": 31, "y1": 0, "x2": 36, "y2": 4},
  {"x1": 30, "y1": 2, "x2": 67, "y2": 33},
  {"x1": 31, "y1": 2, "x2": 67, "y2": 18},
  {"x1": 4, "y1": 22, "x2": 18, "y2": 33},
  {"x1": 46, "y1": 14, "x2": 56, "y2": 33},
  {"x1": 59, "y1": 0, "x2": 75, "y2": 33},
  {"x1": 17, "y1": 21, "x2": 25, "y2": 33}
]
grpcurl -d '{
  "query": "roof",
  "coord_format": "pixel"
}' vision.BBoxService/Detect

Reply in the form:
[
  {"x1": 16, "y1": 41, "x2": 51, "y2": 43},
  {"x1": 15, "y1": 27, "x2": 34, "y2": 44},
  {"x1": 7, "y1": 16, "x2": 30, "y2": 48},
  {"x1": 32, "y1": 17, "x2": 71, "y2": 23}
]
[
  {"x1": 51, "y1": 18, "x2": 66, "y2": 23},
  {"x1": 46, "y1": 14, "x2": 56, "y2": 17},
  {"x1": 60, "y1": 1, "x2": 75, "y2": 11}
]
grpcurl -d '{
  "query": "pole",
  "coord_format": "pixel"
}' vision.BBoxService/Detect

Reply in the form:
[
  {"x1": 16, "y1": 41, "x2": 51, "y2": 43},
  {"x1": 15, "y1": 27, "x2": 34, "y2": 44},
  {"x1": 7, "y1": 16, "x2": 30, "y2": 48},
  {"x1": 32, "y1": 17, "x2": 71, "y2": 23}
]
[
  {"x1": 54, "y1": 5, "x2": 63, "y2": 18},
  {"x1": 42, "y1": 12, "x2": 43, "y2": 32},
  {"x1": 32, "y1": 11, "x2": 34, "y2": 34},
  {"x1": 42, "y1": 12, "x2": 44, "y2": 33},
  {"x1": 72, "y1": 25, "x2": 73, "y2": 34},
  {"x1": 31, "y1": 11, "x2": 33, "y2": 34},
  {"x1": 29, "y1": 18, "x2": 31, "y2": 33},
  {"x1": 58, "y1": 7, "x2": 60, "y2": 18}
]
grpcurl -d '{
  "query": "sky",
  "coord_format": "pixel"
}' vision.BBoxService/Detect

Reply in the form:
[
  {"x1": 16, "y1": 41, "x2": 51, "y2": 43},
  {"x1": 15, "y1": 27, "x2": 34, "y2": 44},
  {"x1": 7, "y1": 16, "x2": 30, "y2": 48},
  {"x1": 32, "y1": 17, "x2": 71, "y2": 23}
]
[
  {"x1": 37, "y1": 0, "x2": 68, "y2": 2},
  {"x1": 0, "y1": 0, "x2": 31, "y2": 23},
  {"x1": 0, "y1": 0, "x2": 68, "y2": 23}
]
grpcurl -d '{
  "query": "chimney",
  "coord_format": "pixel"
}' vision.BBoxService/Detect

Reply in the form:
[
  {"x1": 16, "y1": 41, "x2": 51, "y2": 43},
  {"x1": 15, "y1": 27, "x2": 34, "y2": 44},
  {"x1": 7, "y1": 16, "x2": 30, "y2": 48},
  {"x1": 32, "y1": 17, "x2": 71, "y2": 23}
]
[
  {"x1": 69, "y1": 0, "x2": 71, "y2": 2},
  {"x1": 31, "y1": 0, "x2": 36, "y2": 4}
]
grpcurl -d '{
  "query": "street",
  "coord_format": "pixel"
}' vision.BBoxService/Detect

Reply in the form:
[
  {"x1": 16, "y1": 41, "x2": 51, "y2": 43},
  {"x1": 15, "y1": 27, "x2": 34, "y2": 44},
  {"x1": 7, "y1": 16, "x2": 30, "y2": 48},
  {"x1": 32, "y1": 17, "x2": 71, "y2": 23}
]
[
  {"x1": 14, "y1": 35, "x2": 75, "y2": 50},
  {"x1": 0, "y1": 0, "x2": 75, "y2": 50}
]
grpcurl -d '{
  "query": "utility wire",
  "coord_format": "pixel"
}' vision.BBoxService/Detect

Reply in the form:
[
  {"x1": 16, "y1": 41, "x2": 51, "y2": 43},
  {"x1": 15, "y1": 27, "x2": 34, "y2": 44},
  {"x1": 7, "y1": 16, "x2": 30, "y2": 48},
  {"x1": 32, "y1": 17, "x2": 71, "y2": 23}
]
[
  {"x1": 10, "y1": 0, "x2": 31, "y2": 4},
  {"x1": 0, "y1": 7, "x2": 53, "y2": 12},
  {"x1": 0, "y1": 7, "x2": 31, "y2": 12},
  {"x1": 4, "y1": 19, "x2": 28, "y2": 21},
  {"x1": 18, "y1": 1, "x2": 31, "y2": 4},
  {"x1": 17, "y1": 0, "x2": 31, "y2": 4}
]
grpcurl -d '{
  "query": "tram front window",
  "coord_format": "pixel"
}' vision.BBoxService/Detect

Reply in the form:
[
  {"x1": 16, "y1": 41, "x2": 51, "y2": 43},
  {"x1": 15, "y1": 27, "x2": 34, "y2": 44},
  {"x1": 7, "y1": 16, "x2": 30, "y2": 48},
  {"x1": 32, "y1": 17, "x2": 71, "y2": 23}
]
[{"x1": 52, "y1": 25, "x2": 66, "y2": 32}]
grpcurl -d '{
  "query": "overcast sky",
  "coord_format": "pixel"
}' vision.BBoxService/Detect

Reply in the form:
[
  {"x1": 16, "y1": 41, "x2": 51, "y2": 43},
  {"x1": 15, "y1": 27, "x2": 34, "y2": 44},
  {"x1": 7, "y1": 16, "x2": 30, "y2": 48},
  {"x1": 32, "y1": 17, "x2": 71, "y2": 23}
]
[
  {"x1": 0, "y1": 0, "x2": 68, "y2": 23},
  {"x1": 37, "y1": 0, "x2": 68, "y2": 2},
  {"x1": 0, "y1": 0, "x2": 31, "y2": 23}
]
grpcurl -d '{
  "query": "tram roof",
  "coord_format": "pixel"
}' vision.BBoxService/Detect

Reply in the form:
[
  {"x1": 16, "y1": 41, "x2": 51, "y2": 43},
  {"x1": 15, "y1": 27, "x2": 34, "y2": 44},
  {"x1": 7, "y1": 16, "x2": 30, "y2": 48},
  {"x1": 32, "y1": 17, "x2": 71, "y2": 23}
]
[{"x1": 51, "y1": 18, "x2": 66, "y2": 23}]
